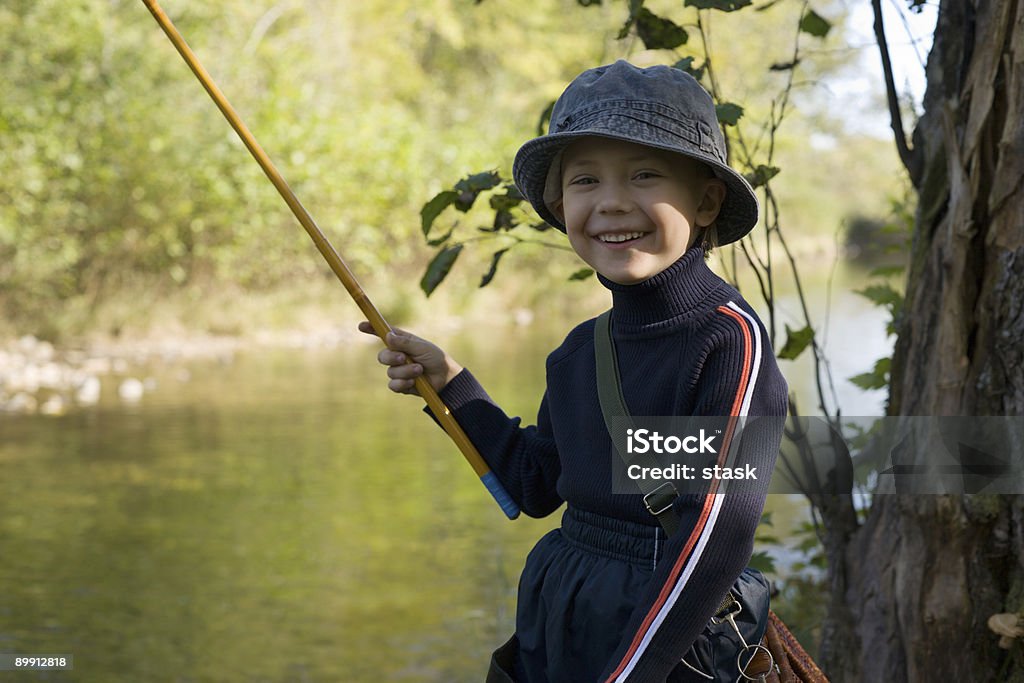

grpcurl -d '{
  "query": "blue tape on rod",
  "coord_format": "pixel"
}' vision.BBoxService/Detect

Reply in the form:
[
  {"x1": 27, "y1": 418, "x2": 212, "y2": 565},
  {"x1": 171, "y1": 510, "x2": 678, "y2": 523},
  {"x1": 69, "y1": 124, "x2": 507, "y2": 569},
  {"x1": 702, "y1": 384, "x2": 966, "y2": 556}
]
[{"x1": 480, "y1": 471, "x2": 520, "y2": 520}]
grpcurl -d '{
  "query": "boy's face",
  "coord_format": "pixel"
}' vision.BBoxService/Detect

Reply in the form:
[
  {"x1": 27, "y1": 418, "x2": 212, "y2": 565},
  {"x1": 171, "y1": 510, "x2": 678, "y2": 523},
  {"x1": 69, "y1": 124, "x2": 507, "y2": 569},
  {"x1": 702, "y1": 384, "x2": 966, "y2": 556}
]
[{"x1": 552, "y1": 137, "x2": 725, "y2": 285}]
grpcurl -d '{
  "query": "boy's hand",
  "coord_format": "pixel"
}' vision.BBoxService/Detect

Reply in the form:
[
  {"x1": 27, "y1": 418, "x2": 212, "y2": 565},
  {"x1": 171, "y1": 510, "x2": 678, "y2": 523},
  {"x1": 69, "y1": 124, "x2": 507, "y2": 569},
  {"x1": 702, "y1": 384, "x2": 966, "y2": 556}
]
[{"x1": 358, "y1": 321, "x2": 463, "y2": 396}]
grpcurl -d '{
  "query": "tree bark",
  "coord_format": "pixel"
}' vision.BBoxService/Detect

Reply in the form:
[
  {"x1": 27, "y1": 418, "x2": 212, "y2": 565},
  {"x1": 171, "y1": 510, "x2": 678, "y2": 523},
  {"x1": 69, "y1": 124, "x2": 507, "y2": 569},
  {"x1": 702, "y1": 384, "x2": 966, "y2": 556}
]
[{"x1": 827, "y1": 0, "x2": 1024, "y2": 680}]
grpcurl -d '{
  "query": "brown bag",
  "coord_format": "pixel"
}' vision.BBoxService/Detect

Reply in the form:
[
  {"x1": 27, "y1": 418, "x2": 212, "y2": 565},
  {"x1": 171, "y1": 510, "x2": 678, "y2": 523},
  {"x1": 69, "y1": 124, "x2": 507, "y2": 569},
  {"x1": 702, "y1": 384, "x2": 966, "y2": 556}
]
[
  {"x1": 740, "y1": 611, "x2": 829, "y2": 682},
  {"x1": 487, "y1": 612, "x2": 828, "y2": 683}
]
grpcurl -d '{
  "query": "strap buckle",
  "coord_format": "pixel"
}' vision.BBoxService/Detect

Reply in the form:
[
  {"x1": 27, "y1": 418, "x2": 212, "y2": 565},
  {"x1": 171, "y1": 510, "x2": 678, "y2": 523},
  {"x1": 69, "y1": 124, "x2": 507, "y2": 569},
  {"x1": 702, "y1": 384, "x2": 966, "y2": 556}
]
[
  {"x1": 710, "y1": 591, "x2": 742, "y2": 624},
  {"x1": 642, "y1": 482, "x2": 678, "y2": 516}
]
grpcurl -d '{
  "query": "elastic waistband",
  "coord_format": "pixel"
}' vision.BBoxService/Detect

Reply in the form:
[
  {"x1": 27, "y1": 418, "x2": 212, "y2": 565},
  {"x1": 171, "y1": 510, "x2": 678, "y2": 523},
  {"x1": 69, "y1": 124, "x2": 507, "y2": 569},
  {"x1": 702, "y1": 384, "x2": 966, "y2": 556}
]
[{"x1": 561, "y1": 506, "x2": 665, "y2": 566}]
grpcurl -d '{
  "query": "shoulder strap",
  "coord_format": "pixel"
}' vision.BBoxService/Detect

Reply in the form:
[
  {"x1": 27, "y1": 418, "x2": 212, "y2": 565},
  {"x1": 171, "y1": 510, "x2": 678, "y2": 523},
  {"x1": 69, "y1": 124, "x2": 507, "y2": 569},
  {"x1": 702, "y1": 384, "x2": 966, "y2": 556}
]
[{"x1": 594, "y1": 310, "x2": 680, "y2": 537}]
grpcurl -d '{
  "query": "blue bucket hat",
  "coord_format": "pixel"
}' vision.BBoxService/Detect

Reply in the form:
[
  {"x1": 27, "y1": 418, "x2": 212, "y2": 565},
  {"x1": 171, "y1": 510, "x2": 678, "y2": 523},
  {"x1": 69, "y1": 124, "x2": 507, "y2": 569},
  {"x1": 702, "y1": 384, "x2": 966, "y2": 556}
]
[{"x1": 512, "y1": 60, "x2": 759, "y2": 246}]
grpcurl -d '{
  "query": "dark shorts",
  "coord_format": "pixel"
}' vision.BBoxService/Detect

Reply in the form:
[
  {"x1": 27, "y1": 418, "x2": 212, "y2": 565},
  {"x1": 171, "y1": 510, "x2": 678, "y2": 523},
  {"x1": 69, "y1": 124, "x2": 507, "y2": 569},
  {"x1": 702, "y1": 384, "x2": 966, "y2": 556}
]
[{"x1": 509, "y1": 506, "x2": 701, "y2": 683}]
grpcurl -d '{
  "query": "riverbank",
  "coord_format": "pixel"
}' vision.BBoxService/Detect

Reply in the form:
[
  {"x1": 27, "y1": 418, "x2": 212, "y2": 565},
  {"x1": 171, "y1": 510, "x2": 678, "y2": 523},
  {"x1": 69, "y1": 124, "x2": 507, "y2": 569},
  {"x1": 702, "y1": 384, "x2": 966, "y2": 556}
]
[
  {"x1": 0, "y1": 233, "x2": 877, "y2": 416},
  {"x1": 0, "y1": 291, "x2": 581, "y2": 416}
]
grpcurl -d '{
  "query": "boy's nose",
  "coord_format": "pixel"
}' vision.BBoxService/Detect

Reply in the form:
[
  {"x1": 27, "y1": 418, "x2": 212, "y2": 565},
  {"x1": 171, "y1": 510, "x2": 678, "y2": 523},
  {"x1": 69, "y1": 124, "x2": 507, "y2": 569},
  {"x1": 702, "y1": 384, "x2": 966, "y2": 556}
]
[{"x1": 595, "y1": 184, "x2": 635, "y2": 214}]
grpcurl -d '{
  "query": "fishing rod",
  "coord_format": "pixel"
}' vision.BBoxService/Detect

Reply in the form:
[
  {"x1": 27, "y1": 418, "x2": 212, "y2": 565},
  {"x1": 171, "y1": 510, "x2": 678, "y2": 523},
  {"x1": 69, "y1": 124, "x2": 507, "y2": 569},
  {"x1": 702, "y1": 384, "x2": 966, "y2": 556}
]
[{"x1": 141, "y1": 0, "x2": 519, "y2": 520}]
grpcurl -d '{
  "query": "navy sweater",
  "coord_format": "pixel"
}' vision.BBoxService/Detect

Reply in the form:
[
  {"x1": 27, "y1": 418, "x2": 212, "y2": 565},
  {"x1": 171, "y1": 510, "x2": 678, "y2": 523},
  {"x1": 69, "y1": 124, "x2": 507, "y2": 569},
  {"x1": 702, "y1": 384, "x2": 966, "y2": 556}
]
[{"x1": 429, "y1": 246, "x2": 788, "y2": 682}]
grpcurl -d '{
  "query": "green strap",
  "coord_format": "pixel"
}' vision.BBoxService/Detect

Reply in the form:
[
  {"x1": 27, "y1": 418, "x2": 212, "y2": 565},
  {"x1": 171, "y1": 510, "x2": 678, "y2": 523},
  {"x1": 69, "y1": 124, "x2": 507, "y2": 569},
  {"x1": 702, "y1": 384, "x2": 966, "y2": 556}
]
[{"x1": 594, "y1": 310, "x2": 680, "y2": 537}]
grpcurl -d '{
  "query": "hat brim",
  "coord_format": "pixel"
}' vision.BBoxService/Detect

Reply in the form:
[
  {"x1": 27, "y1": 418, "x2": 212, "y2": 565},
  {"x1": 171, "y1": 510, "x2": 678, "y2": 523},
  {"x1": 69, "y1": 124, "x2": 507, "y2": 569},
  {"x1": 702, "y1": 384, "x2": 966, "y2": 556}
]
[{"x1": 512, "y1": 131, "x2": 759, "y2": 246}]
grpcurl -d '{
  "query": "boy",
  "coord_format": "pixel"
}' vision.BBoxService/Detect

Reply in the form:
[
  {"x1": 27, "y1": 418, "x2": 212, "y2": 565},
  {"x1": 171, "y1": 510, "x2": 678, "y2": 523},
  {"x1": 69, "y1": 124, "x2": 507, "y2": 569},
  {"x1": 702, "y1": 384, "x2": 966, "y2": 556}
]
[{"x1": 360, "y1": 61, "x2": 788, "y2": 682}]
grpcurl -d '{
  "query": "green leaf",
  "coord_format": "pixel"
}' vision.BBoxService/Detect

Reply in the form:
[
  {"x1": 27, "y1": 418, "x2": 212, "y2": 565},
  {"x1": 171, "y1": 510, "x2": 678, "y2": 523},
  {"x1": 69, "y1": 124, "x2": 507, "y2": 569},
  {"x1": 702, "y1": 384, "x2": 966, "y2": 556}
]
[
  {"x1": 420, "y1": 190, "x2": 458, "y2": 237},
  {"x1": 493, "y1": 209, "x2": 516, "y2": 231},
  {"x1": 568, "y1": 268, "x2": 594, "y2": 281},
  {"x1": 744, "y1": 165, "x2": 780, "y2": 188},
  {"x1": 777, "y1": 324, "x2": 814, "y2": 360},
  {"x1": 420, "y1": 244, "x2": 463, "y2": 296},
  {"x1": 489, "y1": 187, "x2": 525, "y2": 212},
  {"x1": 537, "y1": 100, "x2": 556, "y2": 136},
  {"x1": 855, "y1": 283, "x2": 904, "y2": 338},
  {"x1": 635, "y1": 8, "x2": 688, "y2": 50},
  {"x1": 426, "y1": 227, "x2": 454, "y2": 247},
  {"x1": 479, "y1": 248, "x2": 509, "y2": 288},
  {"x1": 855, "y1": 283, "x2": 902, "y2": 308},
  {"x1": 760, "y1": 510, "x2": 774, "y2": 527},
  {"x1": 453, "y1": 171, "x2": 502, "y2": 212},
  {"x1": 684, "y1": 0, "x2": 752, "y2": 11},
  {"x1": 617, "y1": 0, "x2": 645, "y2": 39},
  {"x1": 747, "y1": 551, "x2": 776, "y2": 574},
  {"x1": 455, "y1": 170, "x2": 502, "y2": 193},
  {"x1": 848, "y1": 357, "x2": 891, "y2": 390},
  {"x1": 799, "y1": 9, "x2": 831, "y2": 38},
  {"x1": 672, "y1": 57, "x2": 705, "y2": 82},
  {"x1": 715, "y1": 102, "x2": 744, "y2": 126}
]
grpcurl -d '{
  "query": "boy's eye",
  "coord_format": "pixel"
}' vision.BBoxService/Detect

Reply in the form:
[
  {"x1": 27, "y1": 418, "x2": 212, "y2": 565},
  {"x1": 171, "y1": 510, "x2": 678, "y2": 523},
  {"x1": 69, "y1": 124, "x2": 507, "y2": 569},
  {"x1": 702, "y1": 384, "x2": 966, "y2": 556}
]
[
  {"x1": 633, "y1": 171, "x2": 661, "y2": 180},
  {"x1": 568, "y1": 176, "x2": 597, "y2": 186}
]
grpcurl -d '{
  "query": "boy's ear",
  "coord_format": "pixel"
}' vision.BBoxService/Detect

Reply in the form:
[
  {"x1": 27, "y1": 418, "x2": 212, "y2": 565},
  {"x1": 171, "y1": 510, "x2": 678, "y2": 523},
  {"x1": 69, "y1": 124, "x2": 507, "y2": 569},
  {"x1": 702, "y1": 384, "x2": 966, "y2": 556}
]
[
  {"x1": 549, "y1": 197, "x2": 565, "y2": 224},
  {"x1": 695, "y1": 179, "x2": 727, "y2": 228}
]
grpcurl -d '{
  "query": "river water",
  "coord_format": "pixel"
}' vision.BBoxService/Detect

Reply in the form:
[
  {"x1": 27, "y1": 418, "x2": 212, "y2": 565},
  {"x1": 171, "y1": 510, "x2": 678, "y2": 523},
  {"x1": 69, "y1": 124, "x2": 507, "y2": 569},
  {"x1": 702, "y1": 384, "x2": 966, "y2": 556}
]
[{"x1": 0, "y1": 259, "x2": 892, "y2": 681}]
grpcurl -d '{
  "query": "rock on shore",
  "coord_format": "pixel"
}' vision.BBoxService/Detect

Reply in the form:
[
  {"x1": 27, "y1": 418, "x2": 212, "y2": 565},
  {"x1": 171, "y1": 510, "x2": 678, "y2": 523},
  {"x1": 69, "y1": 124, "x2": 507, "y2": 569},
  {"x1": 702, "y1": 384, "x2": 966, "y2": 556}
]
[{"x1": 0, "y1": 335, "x2": 153, "y2": 415}]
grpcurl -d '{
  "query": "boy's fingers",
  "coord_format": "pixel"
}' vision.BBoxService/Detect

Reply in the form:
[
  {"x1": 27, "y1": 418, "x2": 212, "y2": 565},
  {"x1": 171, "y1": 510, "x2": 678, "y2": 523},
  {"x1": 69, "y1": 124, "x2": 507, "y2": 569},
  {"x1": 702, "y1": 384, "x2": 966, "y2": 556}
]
[
  {"x1": 377, "y1": 348, "x2": 407, "y2": 366},
  {"x1": 387, "y1": 364, "x2": 422, "y2": 381},
  {"x1": 385, "y1": 330, "x2": 430, "y2": 354},
  {"x1": 359, "y1": 321, "x2": 405, "y2": 341},
  {"x1": 388, "y1": 378, "x2": 419, "y2": 395}
]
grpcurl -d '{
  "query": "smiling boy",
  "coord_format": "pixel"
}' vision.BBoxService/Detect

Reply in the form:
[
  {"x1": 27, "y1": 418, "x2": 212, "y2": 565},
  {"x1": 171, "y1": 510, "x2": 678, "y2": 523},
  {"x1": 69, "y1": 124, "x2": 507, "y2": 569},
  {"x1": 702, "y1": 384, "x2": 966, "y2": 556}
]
[
  {"x1": 554, "y1": 136, "x2": 725, "y2": 285},
  {"x1": 361, "y1": 61, "x2": 788, "y2": 682}
]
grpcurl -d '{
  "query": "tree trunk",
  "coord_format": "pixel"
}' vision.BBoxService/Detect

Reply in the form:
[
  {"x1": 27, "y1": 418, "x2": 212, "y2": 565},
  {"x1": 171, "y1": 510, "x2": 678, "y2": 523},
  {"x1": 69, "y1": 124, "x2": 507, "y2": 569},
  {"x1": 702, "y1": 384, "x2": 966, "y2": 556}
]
[{"x1": 827, "y1": 0, "x2": 1024, "y2": 680}]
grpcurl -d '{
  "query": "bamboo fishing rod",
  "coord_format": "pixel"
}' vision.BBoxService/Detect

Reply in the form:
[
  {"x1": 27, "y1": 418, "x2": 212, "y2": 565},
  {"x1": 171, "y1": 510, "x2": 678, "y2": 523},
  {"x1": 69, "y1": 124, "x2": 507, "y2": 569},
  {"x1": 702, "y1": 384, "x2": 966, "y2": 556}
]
[{"x1": 141, "y1": 0, "x2": 519, "y2": 520}]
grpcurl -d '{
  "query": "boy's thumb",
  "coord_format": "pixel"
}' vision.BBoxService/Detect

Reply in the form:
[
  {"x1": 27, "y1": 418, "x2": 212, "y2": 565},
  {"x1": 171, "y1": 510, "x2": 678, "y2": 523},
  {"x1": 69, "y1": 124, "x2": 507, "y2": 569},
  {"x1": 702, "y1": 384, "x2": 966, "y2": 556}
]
[{"x1": 386, "y1": 330, "x2": 421, "y2": 353}]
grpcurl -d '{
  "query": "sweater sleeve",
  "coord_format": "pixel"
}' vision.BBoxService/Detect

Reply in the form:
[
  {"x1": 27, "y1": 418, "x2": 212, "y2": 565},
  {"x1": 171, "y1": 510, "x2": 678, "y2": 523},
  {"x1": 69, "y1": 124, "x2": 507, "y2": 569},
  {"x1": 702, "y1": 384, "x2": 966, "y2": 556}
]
[
  {"x1": 600, "y1": 302, "x2": 788, "y2": 683},
  {"x1": 423, "y1": 368, "x2": 564, "y2": 518}
]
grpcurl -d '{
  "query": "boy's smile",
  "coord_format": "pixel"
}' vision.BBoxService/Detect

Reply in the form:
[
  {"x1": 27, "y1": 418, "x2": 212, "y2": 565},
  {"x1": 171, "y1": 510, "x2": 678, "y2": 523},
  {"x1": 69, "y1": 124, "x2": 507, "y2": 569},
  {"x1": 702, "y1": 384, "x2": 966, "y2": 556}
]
[{"x1": 552, "y1": 137, "x2": 725, "y2": 285}]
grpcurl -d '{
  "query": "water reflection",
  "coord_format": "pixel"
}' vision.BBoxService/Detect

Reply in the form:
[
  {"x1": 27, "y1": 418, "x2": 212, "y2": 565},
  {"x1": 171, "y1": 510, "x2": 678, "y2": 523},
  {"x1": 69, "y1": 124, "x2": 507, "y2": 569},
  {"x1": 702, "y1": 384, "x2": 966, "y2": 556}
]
[{"x1": 0, "y1": 260, "x2": 888, "y2": 680}]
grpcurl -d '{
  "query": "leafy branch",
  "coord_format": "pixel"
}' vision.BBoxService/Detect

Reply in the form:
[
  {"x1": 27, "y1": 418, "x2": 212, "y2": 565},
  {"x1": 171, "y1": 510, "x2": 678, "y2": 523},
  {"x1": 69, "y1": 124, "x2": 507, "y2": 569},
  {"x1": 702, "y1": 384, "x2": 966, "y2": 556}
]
[{"x1": 418, "y1": 171, "x2": 563, "y2": 295}]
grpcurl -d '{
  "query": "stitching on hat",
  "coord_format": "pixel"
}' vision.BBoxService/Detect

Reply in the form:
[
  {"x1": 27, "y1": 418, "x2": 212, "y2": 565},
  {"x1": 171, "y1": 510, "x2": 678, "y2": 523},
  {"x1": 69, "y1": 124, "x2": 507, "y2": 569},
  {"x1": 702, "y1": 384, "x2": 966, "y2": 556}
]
[
  {"x1": 560, "y1": 98, "x2": 691, "y2": 119},
  {"x1": 563, "y1": 112, "x2": 726, "y2": 166},
  {"x1": 553, "y1": 99, "x2": 727, "y2": 164},
  {"x1": 568, "y1": 110, "x2": 700, "y2": 146}
]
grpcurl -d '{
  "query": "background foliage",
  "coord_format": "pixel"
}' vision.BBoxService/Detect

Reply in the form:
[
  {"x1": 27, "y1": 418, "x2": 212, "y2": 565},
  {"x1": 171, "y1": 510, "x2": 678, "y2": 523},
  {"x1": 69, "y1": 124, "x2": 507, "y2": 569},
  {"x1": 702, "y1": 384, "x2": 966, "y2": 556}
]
[{"x1": 1, "y1": 0, "x2": 904, "y2": 342}]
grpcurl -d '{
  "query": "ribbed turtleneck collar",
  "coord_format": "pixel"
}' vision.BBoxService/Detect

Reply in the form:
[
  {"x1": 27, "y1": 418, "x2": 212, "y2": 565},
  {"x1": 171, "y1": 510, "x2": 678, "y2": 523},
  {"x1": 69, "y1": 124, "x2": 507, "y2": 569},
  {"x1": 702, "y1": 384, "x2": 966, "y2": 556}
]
[{"x1": 598, "y1": 246, "x2": 725, "y2": 336}]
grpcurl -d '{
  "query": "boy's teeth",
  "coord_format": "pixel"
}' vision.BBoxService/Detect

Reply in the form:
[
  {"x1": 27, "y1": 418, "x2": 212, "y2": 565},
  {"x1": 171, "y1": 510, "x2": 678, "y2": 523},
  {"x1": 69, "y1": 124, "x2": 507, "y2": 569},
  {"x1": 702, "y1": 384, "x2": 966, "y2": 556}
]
[{"x1": 598, "y1": 232, "x2": 644, "y2": 243}]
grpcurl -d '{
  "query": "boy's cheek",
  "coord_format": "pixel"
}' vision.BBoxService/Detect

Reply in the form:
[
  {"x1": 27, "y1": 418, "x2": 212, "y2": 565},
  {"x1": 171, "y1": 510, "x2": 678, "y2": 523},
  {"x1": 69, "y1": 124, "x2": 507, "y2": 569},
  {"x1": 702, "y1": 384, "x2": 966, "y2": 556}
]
[
  {"x1": 566, "y1": 232, "x2": 597, "y2": 266},
  {"x1": 565, "y1": 230, "x2": 586, "y2": 253}
]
